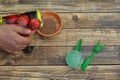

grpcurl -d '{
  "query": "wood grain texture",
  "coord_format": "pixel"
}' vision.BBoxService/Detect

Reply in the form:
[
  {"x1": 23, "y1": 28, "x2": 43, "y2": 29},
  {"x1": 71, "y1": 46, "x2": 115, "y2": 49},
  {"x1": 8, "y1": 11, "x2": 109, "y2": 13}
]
[
  {"x1": 0, "y1": 66, "x2": 119, "y2": 80},
  {"x1": 0, "y1": 0, "x2": 120, "y2": 12},
  {"x1": 0, "y1": 0, "x2": 119, "y2": 79},
  {"x1": 31, "y1": 29, "x2": 120, "y2": 46},
  {"x1": 0, "y1": 46, "x2": 119, "y2": 65},
  {"x1": 61, "y1": 13, "x2": 120, "y2": 29}
]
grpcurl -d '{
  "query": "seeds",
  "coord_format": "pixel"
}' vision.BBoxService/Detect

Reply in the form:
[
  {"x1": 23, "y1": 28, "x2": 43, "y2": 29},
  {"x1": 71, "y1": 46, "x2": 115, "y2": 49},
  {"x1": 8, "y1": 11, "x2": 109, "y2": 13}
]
[{"x1": 40, "y1": 18, "x2": 57, "y2": 34}]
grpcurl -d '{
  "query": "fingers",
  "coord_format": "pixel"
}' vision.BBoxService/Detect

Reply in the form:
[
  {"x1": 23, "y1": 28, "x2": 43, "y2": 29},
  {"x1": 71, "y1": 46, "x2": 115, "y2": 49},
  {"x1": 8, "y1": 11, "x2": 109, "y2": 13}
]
[
  {"x1": 16, "y1": 44, "x2": 29, "y2": 50},
  {"x1": 30, "y1": 30, "x2": 36, "y2": 35},
  {"x1": 2, "y1": 24, "x2": 33, "y2": 36},
  {"x1": 15, "y1": 35, "x2": 32, "y2": 45},
  {"x1": 13, "y1": 27, "x2": 32, "y2": 35},
  {"x1": 0, "y1": 24, "x2": 33, "y2": 54},
  {"x1": 10, "y1": 27, "x2": 32, "y2": 45},
  {"x1": 3, "y1": 44, "x2": 28, "y2": 54},
  {"x1": 6, "y1": 25, "x2": 31, "y2": 35}
]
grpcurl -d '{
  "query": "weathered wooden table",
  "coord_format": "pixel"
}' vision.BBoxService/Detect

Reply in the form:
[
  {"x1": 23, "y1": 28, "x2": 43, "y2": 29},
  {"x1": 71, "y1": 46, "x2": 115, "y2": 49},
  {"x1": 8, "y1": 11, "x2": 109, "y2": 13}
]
[{"x1": 0, "y1": 0, "x2": 120, "y2": 80}]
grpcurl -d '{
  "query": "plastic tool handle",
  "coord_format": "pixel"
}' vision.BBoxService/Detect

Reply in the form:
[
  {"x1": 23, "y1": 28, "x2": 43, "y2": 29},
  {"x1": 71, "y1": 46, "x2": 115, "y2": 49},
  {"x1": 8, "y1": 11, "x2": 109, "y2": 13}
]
[
  {"x1": 74, "y1": 39, "x2": 82, "y2": 51},
  {"x1": 81, "y1": 52, "x2": 96, "y2": 71},
  {"x1": 81, "y1": 40, "x2": 106, "y2": 71}
]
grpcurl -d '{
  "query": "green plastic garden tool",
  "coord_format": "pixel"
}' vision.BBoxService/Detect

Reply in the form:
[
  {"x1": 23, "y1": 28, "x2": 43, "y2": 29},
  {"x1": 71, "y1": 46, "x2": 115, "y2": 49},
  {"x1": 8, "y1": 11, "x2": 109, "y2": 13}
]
[
  {"x1": 65, "y1": 39, "x2": 106, "y2": 71},
  {"x1": 66, "y1": 39, "x2": 84, "y2": 68},
  {"x1": 81, "y1": 40, "x2": 106, "y2": 71}
]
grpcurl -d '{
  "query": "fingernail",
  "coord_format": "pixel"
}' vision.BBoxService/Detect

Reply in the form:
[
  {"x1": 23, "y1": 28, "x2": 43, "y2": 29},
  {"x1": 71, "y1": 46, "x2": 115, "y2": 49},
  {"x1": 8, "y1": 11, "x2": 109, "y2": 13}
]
[{"x1": 26, "y1": 29, "x2": 31, "y2": 34}]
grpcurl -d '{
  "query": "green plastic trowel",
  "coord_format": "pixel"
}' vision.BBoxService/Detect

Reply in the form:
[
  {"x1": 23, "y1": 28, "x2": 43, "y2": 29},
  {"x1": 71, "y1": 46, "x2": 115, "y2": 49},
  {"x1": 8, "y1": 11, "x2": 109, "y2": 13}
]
[{"x1": 65, "y1": 39, "x2": 106, "y2": 71}]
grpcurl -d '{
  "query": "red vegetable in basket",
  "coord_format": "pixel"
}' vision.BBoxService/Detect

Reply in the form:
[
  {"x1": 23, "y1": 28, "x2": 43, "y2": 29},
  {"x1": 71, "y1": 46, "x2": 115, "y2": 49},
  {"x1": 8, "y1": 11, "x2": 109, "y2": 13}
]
[
  {"x1": 29, "y1": 18, "x2": 40, "y2": 30},
  {"x1": 5, "y1": 15, "x2": 18, "y2": 24},
  {"x1": 17, "y1": 15, "x2": 29, "y2": 27}
]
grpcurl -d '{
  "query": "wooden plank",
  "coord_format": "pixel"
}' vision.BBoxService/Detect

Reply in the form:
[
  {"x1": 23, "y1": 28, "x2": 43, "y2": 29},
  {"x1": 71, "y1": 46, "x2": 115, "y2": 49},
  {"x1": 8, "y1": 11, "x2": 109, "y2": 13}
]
[
  {"x1": 31, "y1": 29, "x2": 120, "y2": 46},
  {"x1": 0, "y1": 0, "x2": 120, "y2": 12},
  {"x1": 0, "y1": 46, "x2": 119, "y2": 65},
  {"x1": 0, "y1": 77, "x2": 48, "y2": 80},
  {"x1": 0, "y1": 66, "x2": 119, "y2": 80},
  {"x1": 0, "y1": 13, "x2": 119, "y2": 29},
  {"x1": 61, "y1": 13, "x2": 120, "y2": 29}
]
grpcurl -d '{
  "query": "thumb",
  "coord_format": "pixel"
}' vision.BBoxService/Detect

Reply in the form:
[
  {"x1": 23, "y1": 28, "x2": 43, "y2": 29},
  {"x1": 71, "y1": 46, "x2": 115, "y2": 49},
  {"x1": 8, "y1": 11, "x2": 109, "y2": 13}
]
[
  {"x1": 21, "y1": 29, "x2": 32, "y2": 35},
  {"x1": 30, "y1": 30, "x2": 36, "y2": 35}
]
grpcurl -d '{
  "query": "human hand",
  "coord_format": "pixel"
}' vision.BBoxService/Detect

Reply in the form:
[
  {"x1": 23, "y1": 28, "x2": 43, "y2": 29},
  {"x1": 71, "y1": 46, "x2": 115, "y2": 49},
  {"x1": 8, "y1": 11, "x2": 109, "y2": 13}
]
[{"x1": 0, "y1": 24, "x2": 32, "y2": 54}]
